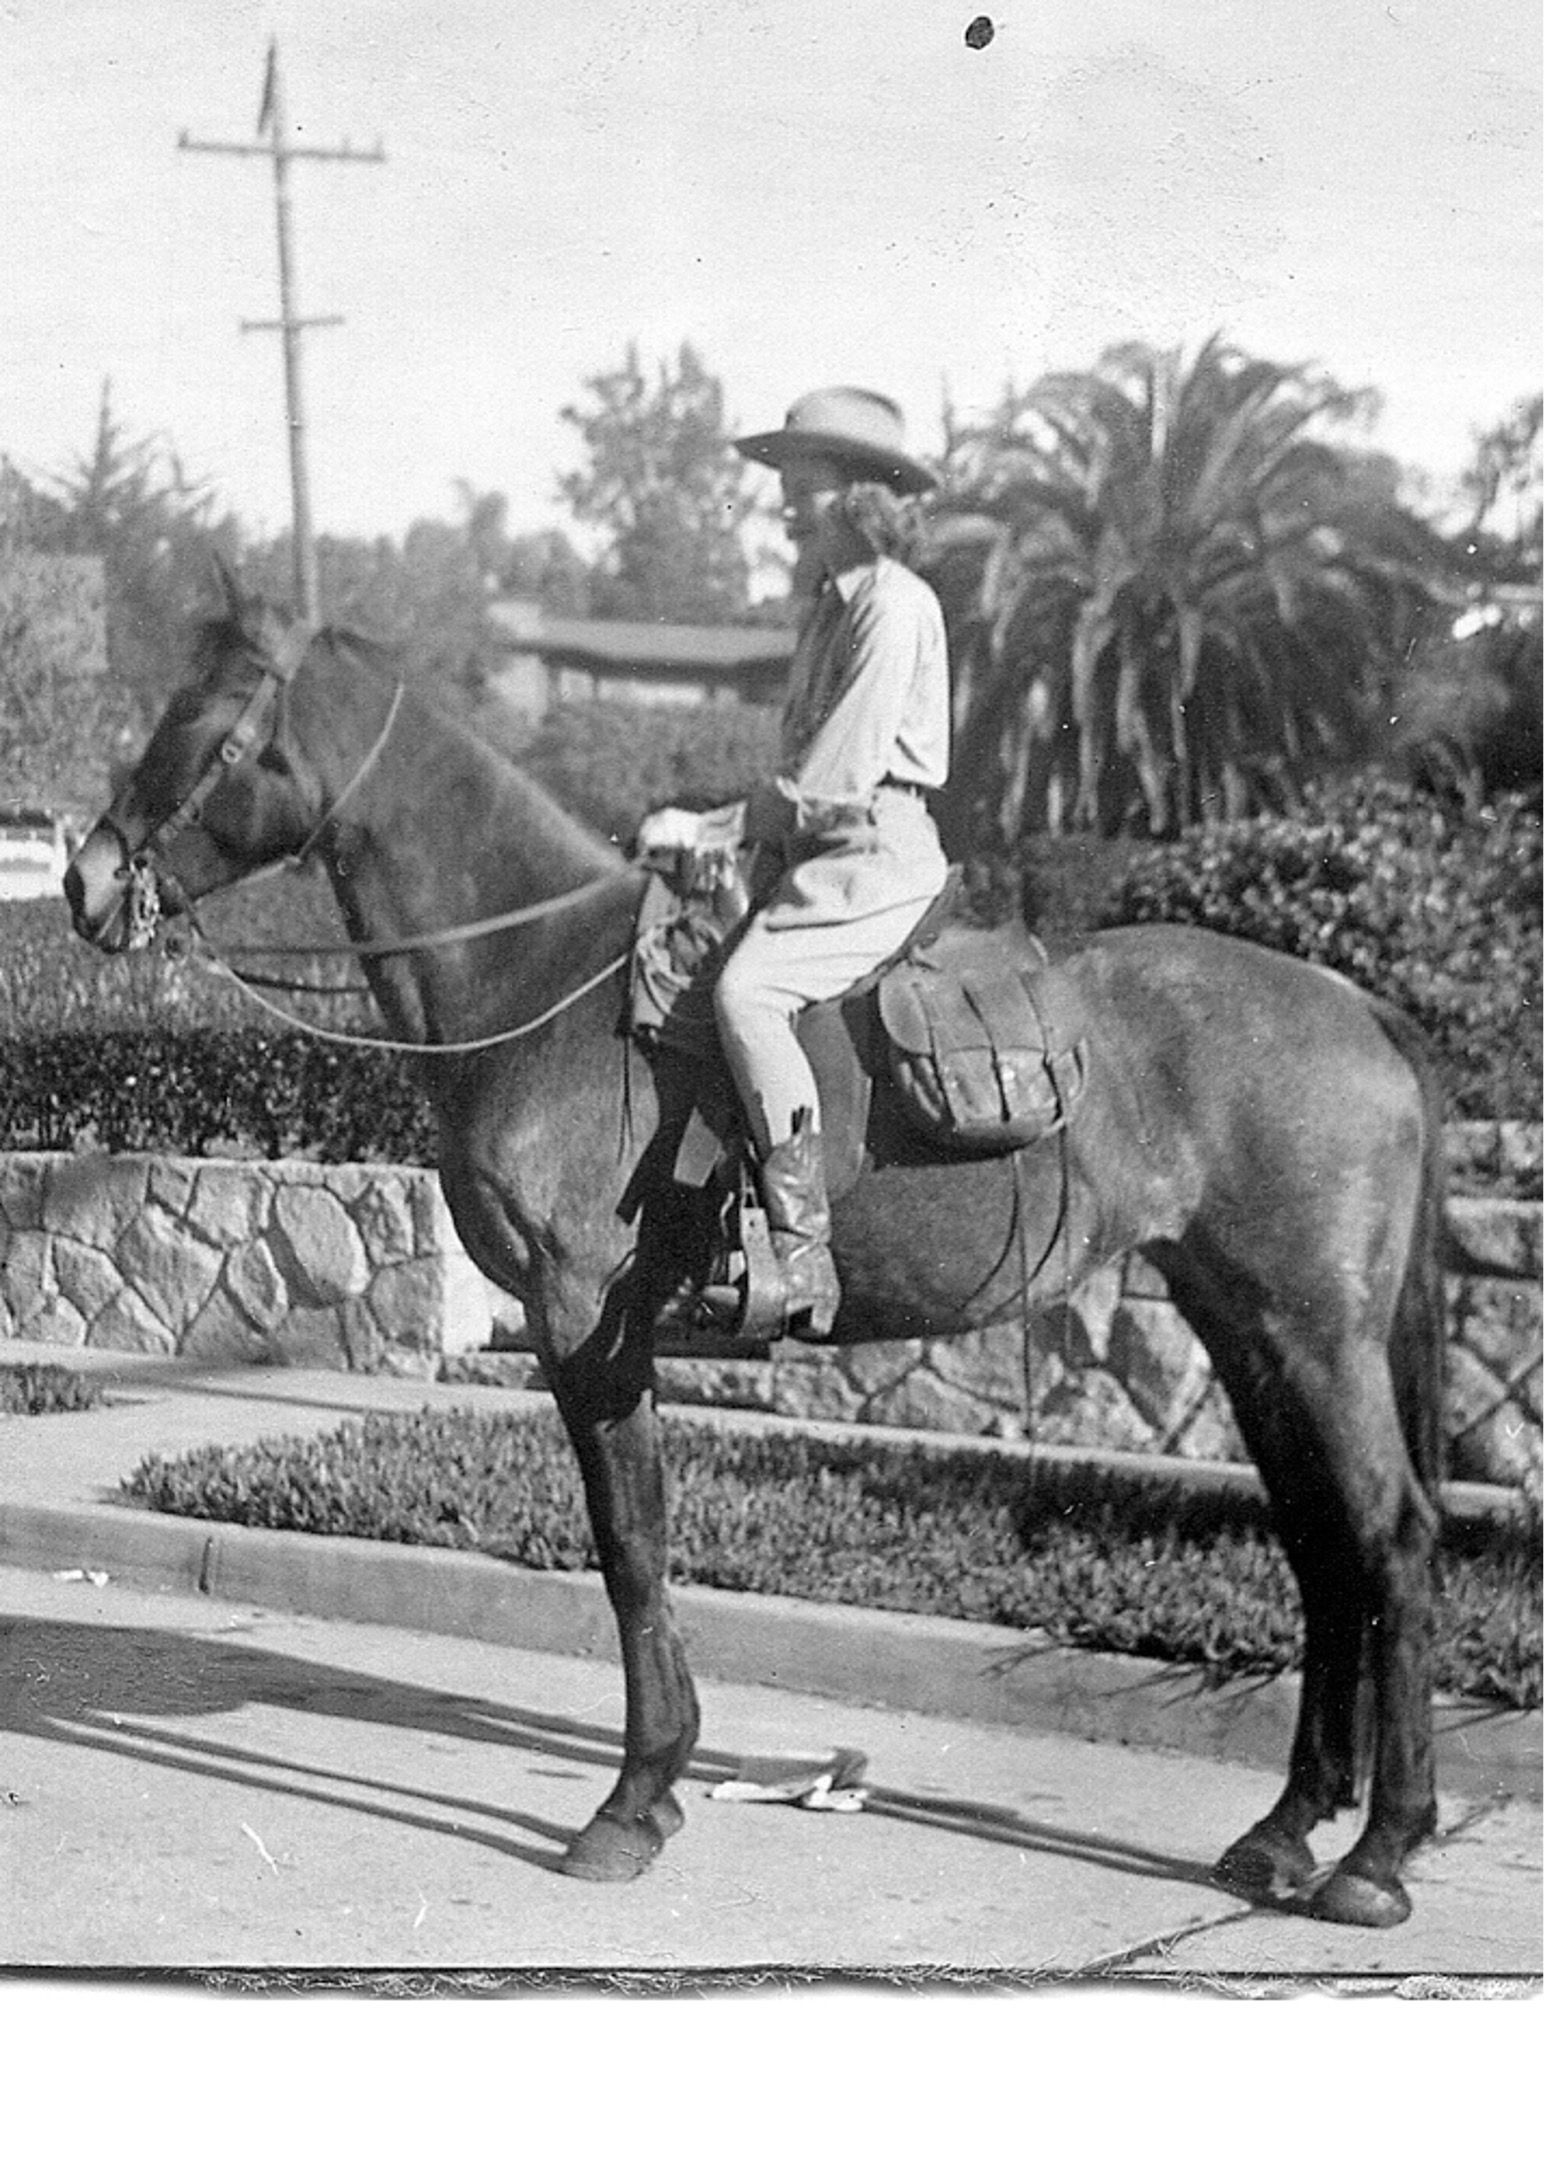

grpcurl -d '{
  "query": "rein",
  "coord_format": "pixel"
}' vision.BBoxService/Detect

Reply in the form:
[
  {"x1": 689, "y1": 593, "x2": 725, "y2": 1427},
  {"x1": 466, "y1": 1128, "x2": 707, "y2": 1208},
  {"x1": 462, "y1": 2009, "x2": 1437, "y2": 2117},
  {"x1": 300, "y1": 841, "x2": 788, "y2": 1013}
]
[
  {"x1": 214, "y1": 866, "x2": 624, "y2": 964},
  {"x1": 194, "y1": 940, "x2": 631, "y2": 1056}
]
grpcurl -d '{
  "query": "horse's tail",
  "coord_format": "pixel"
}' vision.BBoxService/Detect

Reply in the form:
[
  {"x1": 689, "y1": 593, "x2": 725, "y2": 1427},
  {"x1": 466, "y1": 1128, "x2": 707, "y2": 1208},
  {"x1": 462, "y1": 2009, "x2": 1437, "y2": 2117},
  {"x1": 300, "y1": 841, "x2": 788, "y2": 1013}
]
[{"x1": 1373, "y1": 999, "x2": 1448, "y2": 1498}]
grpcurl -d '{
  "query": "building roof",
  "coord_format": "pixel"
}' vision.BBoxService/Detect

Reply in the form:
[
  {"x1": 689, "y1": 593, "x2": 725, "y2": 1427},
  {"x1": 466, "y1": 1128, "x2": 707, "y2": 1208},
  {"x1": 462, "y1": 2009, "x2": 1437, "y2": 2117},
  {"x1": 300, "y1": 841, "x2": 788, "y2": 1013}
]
[{"x1": 489, "y1": 602, "x2": 795, "y2": 674}]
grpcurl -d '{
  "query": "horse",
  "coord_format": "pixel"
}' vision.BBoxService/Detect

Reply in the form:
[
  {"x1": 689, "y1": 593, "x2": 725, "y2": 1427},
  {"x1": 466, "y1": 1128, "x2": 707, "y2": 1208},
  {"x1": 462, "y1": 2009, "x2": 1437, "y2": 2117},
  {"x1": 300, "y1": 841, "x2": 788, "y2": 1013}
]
[{"x1": 64, "y1": 585, "x2": 1448, "y2": 1928}]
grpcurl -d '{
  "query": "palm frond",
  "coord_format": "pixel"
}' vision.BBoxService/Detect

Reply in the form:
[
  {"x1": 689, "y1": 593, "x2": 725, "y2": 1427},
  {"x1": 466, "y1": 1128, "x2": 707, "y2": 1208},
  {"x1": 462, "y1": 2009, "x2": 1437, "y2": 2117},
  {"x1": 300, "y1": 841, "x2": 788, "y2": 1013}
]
[{"x1": 938, "y1": 333, "x2": 1451, "y2": 842}]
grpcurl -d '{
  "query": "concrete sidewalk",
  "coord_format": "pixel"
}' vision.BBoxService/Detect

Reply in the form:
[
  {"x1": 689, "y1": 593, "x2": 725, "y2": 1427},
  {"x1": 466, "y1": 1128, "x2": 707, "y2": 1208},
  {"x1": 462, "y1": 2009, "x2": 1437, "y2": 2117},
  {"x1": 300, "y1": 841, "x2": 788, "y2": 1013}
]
[
  {"x1": 0, "y1": 1342, "x2": 1540, "y2": 1979},
  {"x1": 1, "y1": 1565, "x2": 1539, "y2": 1978}
]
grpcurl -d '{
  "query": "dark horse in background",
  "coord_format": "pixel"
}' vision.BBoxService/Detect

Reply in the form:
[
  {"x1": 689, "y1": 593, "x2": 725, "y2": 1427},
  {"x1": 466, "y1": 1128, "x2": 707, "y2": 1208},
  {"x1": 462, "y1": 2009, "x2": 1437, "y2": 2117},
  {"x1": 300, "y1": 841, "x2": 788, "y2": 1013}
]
[{"x1": 65, "y1": 588, "x2": 1448, "y2": 1927}]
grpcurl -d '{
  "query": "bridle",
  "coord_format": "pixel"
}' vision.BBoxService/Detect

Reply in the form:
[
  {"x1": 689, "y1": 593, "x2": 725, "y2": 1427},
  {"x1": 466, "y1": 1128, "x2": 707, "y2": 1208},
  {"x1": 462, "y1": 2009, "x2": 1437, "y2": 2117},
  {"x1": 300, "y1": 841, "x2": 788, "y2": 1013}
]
[
  {"x1": 102, "y1": 617, "x2": 380, "y2": 931},
  {"x1": 96, "y1": 611, "x2": 631, "y2": 1054}
]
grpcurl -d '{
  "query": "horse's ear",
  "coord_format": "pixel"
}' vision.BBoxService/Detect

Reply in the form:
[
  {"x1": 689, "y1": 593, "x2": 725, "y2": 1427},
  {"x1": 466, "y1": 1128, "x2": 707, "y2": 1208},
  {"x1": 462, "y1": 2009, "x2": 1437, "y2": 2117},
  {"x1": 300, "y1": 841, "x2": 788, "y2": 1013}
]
[{"x1": 211, "y1": 553, "x2": 244, "y2": 620}]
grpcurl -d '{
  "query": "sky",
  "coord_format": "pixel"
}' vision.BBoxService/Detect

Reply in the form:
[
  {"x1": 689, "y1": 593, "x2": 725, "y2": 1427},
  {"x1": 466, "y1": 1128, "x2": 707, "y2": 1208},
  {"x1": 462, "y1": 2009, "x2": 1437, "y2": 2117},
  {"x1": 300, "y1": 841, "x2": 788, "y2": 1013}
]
[{"x1": 4, "y1": 0, "x2": 1541, "y2": 555}]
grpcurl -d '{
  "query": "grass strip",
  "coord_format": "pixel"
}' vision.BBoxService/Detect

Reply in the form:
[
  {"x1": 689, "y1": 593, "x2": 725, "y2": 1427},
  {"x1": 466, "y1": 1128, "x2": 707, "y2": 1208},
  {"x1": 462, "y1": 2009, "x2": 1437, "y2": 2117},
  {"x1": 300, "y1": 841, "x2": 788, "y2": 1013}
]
[{"x1": 121, "y1": 1402, "x2": 1542, "y2": 1710}]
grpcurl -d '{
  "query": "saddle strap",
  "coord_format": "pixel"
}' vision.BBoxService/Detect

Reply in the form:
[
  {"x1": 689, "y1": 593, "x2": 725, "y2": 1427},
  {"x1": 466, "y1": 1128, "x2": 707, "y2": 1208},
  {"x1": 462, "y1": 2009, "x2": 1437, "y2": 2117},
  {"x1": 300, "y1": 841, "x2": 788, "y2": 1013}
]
[{"x1": 1014, "y1": 969, "x2": 1087, "y2": 1134}]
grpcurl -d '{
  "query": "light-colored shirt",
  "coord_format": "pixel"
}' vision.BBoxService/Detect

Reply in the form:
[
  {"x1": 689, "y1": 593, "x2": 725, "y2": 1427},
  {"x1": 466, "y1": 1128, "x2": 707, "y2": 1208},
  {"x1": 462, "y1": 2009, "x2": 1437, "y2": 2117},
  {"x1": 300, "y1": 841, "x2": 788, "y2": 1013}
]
[
  {"x1": 691, "y1": 553, "x2": 951, "y2": 885},
  {"x1": 778, "y1": 555, "x2": 950, "y2": 810}
]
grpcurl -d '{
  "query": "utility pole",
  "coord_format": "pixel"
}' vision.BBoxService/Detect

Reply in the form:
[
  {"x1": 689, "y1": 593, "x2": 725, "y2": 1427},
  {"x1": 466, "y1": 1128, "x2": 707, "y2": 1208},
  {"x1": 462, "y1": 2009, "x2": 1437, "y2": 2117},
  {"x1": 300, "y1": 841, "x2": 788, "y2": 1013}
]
[{"x1": 179, "y1": 41, "x2": 384, "y2": 623}]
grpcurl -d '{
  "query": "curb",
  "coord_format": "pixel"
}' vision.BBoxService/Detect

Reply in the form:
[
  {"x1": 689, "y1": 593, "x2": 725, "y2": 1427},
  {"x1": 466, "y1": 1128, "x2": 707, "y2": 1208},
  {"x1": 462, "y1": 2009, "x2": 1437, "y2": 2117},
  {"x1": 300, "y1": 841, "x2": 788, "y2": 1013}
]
[{"x1": 2, "y1": 1493, "x2": 1537, "y2": 1806}]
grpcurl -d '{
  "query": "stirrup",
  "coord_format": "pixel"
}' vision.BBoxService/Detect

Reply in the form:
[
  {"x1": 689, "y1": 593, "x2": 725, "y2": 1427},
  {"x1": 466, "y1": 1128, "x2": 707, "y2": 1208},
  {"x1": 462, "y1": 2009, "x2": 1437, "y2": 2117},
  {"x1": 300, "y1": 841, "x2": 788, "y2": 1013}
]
[{"x1": 693, "y1": 1155, "x2": 787, "y2": 1338}]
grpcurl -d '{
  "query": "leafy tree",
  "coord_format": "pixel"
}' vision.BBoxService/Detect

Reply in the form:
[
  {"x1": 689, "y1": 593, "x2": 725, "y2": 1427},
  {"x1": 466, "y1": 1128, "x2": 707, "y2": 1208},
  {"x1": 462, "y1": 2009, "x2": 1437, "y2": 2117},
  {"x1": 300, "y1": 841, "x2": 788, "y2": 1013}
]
[
  {"x1": 0, "y1": 458, "x2": 141, "y2": 811},
  {"x1": 448, "y1": 484, "x2": 585, "y2": 608},
  {"x1": 1458, "y1": 393, "x2": 1543, "y2": 573},
  {"x1": 37, "y1": 383, "x2": 244, "y2": 724},
  {"x1": 1390, "y1": 393, "x2": 1542, "y2": 795},
  {"x1": 932, "y1": 336, "x2": 1449, "y2": 849},
  {"x1": 242, "y1": 519, "x2": 502, "y2": 720},
  {"x1": 454, "y1": 482, "x2": 515, "y2": 592},
  {"x1": 499, "y1": 529, "x2": 593, "y2": 617},
  {"x1": 558, "y1": 342, "x2": 755, "y2": 624}
]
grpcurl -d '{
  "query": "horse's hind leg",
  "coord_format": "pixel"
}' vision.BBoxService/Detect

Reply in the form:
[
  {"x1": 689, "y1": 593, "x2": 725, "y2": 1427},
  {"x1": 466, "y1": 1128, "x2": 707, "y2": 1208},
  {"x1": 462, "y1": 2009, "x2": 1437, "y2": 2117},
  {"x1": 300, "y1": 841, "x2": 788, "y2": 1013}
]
[
  {"x1": 1211, "y1": 1526, "x2": 1370, "y2": 1907},
  {"x1": 1294, "y1": 1349, "x2": 1437, "y2": 1927},
  {"x1": 1177, "y1": 1290, "x2": 1437, "y2": 1927},
  {"x1": 536, "y1": 1286, "x2": 701, "y2": 1883}
]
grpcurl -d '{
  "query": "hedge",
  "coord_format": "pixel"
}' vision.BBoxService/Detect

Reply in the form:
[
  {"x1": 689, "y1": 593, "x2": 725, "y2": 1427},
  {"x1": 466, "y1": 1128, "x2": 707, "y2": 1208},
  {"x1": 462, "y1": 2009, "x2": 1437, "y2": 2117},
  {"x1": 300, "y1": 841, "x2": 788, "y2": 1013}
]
[
  {"x1": 5, "y1": 773, "x2": 1537, "y2": 1143},
  {"x1": 1103, "y1": 775, "x2": 1541, "y2": 1121},
  {"x1": 0, "y1": 1028, "x2": 436, "y2": 1163}
]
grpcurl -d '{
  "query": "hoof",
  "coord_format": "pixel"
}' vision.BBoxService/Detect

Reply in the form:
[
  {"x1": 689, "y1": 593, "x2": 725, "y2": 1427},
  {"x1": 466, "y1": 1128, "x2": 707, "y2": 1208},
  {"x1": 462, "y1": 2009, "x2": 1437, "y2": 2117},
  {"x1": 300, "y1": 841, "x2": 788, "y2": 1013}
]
[
  {"x1": 560, "y1": 1810, "x2": 666, "y2": 1884},
  {"x1": 1308, "y1": 1867, "x2": 1412, "y2": 1929},
  {"x1": 1212, "y1": 1825, "x2": 1317, "y2": 1906},
  {"x1": 649, "y1": 1791, "x2": 686, "y2": 1842}
]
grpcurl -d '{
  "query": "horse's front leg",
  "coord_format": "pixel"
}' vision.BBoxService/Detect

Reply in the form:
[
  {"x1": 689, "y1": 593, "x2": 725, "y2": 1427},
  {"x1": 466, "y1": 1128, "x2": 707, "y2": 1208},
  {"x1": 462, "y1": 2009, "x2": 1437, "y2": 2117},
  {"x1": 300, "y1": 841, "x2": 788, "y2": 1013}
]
[{"x1": 539, "y1": 1293, "x2": 700, "y2": 1884}]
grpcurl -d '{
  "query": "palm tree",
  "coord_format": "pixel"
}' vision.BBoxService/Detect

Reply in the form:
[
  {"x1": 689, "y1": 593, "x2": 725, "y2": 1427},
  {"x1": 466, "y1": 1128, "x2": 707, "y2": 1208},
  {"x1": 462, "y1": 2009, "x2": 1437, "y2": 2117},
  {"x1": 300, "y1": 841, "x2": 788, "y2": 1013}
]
[{"x1": 932, "y1": 336, "x2": 1448, "y2": 848}]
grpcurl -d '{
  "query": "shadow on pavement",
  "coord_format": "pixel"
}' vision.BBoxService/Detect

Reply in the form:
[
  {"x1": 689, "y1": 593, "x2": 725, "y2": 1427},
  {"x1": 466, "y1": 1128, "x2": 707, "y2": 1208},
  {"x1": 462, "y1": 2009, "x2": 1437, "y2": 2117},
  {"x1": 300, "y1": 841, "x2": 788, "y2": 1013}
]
[{"x1": 1, "y1": 1612, "x2": 1224, "y2": 1897}]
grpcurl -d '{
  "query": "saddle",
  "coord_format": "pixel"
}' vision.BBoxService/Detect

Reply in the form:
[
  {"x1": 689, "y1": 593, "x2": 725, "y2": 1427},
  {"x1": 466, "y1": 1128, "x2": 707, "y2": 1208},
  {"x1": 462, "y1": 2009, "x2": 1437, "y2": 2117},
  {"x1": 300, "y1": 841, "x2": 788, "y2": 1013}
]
[{"x1": 627, "y1": 861, "x2": 1088, "y2": 1336}]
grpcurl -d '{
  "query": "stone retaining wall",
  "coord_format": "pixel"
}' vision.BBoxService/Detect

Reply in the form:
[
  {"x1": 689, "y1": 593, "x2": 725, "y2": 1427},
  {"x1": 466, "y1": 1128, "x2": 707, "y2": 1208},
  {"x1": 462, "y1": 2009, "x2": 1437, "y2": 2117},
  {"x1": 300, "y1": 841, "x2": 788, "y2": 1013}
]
[
  {"x1": 667, "y1": 1136, "x2": 1543, "y2": 1490},
  {"x1": 1, "y1": 1140, "x2": 1540, "y2": 1485},
  {"x1": 754, "y1": 1201, "x2": 1540, "y2": 1487},
  {"x1": 0, "y1": 1154, "x2": 491, "y2": 1378}
]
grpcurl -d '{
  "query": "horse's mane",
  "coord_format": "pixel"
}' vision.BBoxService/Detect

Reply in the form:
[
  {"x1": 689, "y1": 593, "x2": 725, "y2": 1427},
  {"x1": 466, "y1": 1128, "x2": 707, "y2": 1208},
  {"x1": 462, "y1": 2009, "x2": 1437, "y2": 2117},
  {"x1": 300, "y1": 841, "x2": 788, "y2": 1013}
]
[
  {"x1": 317, "y1": 618, "x2": 626, "y2": 875},
  {"x1": 189, "y1": 606, "x2": 396, "y2": 681},
  {"x1": 183, "y1": 603, "x2": 623, "y2": 873},
  {"x1": 182, "y1": 600, "x2": 629, "y2": 884}
]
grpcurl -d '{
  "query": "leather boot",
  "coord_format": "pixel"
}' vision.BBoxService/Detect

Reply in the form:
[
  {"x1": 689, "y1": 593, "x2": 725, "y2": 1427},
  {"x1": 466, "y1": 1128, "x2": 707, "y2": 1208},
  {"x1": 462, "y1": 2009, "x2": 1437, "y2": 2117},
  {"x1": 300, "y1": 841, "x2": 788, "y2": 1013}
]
[{"x1": 758, "y1": 1111, "x2": 841, "y2": 1340}]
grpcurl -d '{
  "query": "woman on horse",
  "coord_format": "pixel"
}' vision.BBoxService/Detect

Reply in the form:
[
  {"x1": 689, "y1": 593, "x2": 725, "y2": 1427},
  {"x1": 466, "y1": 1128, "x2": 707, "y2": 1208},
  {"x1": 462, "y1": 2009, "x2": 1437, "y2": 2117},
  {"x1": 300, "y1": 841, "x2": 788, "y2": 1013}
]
[{"x1": 638, "y1": 387, "x2": 952, "y2": 1339}]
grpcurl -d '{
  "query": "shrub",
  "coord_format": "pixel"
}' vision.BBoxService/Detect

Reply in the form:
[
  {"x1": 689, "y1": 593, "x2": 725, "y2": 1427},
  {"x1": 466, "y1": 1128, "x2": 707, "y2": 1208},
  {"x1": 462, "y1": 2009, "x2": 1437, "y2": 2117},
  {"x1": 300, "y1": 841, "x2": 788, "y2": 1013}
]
[
  {"x1": 1017, "y1": 831, "x2": 1147, "y2": 937},
  {"x1": 0, "y1": 1360, "x2": 106, "y2": 1413},
  {"x1": 1104, "y1": 774, "x2": 1542, "y2": 1120},
  {"x1": 122, "y1": 1404, "x2": 1542, "y2": 1707},
  {"x1": 517, "y1": 697, "x2": 780, "y2": 846}
]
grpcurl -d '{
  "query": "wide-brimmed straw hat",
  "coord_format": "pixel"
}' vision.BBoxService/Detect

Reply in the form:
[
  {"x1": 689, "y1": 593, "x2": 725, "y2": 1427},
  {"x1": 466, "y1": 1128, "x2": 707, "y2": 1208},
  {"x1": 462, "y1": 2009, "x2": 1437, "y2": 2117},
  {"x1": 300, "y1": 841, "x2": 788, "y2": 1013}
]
[{"x1": 735, "y1": 387, "x2": 936, "y2": 496}]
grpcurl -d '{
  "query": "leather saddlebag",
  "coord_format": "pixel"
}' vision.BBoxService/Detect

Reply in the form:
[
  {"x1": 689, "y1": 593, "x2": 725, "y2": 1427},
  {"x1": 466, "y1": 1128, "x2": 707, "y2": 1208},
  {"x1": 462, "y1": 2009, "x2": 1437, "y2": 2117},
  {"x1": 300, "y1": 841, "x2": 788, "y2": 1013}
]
[{"x1": 877, "y1": 962, "x2": 1086, "y2": 1154}]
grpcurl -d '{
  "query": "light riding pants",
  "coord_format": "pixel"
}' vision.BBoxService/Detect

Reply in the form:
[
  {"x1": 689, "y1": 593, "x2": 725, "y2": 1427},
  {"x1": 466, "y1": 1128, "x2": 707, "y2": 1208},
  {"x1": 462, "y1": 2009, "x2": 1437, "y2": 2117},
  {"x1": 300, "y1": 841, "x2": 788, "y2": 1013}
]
[{"x1": 713, "y1": 793, "x2": 947, "y2": 1157}]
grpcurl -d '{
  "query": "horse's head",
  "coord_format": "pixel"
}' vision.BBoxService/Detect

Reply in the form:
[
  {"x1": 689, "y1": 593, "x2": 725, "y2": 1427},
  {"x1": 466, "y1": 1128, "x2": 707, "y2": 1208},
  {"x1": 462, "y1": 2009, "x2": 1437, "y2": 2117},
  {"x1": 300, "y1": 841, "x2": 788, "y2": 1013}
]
[{"x1": 65, "y1": 572, "x2": 327, "y2": 952}]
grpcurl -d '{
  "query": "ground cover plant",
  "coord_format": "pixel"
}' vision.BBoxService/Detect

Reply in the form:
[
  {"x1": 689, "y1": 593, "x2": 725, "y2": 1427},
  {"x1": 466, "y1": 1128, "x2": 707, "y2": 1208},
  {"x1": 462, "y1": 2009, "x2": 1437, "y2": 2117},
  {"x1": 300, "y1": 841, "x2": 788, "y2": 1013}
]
[
  {"x1": 1, "y1": 1361, "x2": 106, "y2": 1413},
  {"x1": 122, "y1": 1404, "x2": 1542, "y2": 1710}
]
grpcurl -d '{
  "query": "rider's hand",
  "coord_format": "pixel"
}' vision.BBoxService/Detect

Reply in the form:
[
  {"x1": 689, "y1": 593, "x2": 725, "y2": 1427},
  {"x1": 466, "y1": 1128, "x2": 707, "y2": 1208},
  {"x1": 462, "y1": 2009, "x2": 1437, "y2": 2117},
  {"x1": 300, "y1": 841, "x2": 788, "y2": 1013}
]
[
  {"x1": 636, "y1": 806, "x2": 705, "y2": 855},
  {"x1": 741, "y1": 780, "x2": 798, "y2": 846}
]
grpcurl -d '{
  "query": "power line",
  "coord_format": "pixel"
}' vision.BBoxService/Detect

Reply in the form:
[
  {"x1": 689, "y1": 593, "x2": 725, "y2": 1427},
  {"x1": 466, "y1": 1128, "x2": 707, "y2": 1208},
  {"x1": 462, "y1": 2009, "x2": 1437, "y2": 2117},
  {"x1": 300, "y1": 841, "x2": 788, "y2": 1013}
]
[{"x1": 179, "y1": 40, "x2": 385, "y2": 622}]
